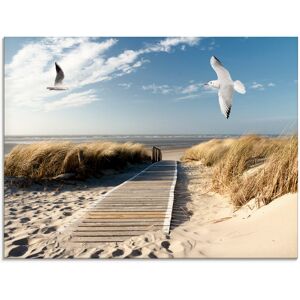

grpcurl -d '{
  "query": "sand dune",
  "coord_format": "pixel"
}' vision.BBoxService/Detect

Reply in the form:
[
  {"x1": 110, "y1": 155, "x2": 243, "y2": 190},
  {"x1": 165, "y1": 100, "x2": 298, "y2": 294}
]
[{"x1": 4, "y1": 155, "x2": 297, "y2": 259}]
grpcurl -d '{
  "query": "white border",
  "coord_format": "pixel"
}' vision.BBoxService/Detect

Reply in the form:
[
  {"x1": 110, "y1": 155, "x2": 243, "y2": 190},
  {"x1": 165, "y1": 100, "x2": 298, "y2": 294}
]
[{"x1": 1, "y1": 1, "x2": 299, "y2": 300}]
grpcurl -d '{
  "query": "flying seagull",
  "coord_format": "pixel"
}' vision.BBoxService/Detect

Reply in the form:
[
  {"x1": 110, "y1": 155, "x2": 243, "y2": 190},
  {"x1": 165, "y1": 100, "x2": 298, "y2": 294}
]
[
  {"x1": 205, "y1": 56, "x2": 246, "y2": 119},
  {"x1": 47, "y1": 62, "x2": 68, "y2": 91}
]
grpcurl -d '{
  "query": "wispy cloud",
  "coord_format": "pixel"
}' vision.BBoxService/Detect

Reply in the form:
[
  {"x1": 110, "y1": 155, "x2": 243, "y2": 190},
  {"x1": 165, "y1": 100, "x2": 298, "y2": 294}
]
[
  {"x1": 142, "y1": 84, "x2": 173, "y2": 95},
  {"x1": 250, "y1": 81, "x2": 276, "y2": 91},
  {"x1": 142, "y1": 81, "x2": 206, "y2": 100},
  {"x1": 118, "y1": 82, "x2": 132, "y2": 89},
  {"x1": 250, "y1": 82, "x2": 265, "y2": 90},
  {"x1": 142, "y1": 37, "x2": 201, "y2": 53},
  {"x1": 44, "y1": 89, "x2": 99, "y2": 111},
  {"x1": 6, "y1": 37, "x2": 202, "y2": 111},
  {"x1": 175, "y1": 94, "x2": 201, "y2": 101},
  {"x1": 200, "y1": 38, "x2": 217, "y2": 51},
  {"x1": 181, "y1": 83, "x2": 203, "y2": 94}
]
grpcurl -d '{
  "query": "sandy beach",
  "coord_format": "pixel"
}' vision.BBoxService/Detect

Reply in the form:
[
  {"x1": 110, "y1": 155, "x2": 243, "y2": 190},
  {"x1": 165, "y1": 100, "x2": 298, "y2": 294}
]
[
  {"x1": 4, "y1": 146, "x2": 297, "y2": 258},
  {"x1": 4, "y1": 163, "x2": 149, "y2": 258}
]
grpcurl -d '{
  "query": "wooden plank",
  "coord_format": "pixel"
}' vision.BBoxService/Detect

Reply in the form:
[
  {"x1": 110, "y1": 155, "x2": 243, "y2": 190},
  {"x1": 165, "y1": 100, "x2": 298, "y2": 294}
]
[
  {"x1": 76, "y1": 225, "x2": 167, "y2": 231},
  {"x1": 90, "y1": 208, "x2": 170, "y2": 211},
  {"x1": 85, "y1": 216, "x2": 167, "y2": 220},
  {"x1": 99, "y1": 200, "x2": 170, "y2": 203},
  {"x1": 93, "y1": 203, "x2": 169, "y2": 206},
  {"x1": 72, "y1": 236, "x2": 133, "y2": 243},
  {"x1": 80, "y1": 219, "x2": 166, "y2": 223},
  {"x1": 72, "y1": 231, "x2": 148, "y2": 237},
  {"x1": 88, "y1": 211, "x2": 171, "y2": 216},
  {"x1": 86, "y1": 216, "x2": 167, "y2": 220}
]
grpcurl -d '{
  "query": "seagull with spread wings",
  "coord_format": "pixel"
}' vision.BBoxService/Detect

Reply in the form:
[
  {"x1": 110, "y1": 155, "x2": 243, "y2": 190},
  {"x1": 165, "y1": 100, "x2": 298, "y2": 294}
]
[
  {"x1": 205, "y1": 56, "x2": 246, "y2": 119},
  {"x1": 47, "y1": 62, "x2": 68, "y2": 91}
]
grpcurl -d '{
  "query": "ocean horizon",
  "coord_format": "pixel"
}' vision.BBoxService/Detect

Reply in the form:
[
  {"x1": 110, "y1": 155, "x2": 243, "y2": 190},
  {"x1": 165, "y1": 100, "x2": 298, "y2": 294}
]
[{"x1": 4, "y1": 133, "x2": 278, "y2": 155}]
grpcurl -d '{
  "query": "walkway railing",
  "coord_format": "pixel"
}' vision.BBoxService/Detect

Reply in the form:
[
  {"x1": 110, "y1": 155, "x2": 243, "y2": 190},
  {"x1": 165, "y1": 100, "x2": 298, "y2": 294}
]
[{"x1": 152, "y1": 146, "x2": 162, "y2": 163}]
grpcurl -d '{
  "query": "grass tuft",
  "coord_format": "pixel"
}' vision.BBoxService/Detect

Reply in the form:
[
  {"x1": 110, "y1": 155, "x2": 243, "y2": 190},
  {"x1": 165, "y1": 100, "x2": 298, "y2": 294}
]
[
  {"x1": 182, "y1": 135, "x2": 298, "y2": 207},
  {"x1": 4, "y1": 141, "x2": 151, "y2": 180}
]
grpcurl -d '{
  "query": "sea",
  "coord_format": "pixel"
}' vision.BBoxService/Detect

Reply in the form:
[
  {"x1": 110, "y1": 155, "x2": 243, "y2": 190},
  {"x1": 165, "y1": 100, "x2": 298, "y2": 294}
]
[{"x1": 4, "y1": 134, "x2": 240, "y2": 155}]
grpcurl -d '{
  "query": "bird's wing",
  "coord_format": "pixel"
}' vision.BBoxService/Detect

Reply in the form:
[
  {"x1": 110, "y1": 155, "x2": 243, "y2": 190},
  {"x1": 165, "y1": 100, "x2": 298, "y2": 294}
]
[
  {"x1": 218, "y1": 85, "x2": 233, "y2": 119},
  {"x1": 210, "y1": 56, "x2": 232, "y2": 81},
  {"x1": 54, "y1": 62, "x2": 64, "y2": 86}
]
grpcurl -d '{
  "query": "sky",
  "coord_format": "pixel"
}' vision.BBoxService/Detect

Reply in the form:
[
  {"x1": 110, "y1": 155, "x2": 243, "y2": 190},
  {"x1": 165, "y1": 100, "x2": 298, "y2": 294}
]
[{"x1": 4, "y1": 37, "x2": 298, "y2": 136}]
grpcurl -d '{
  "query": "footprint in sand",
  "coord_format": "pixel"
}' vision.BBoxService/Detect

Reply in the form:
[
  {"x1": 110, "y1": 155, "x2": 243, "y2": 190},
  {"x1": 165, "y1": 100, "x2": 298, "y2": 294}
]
[
  {"x1": 22, "y1": 205, "x2": 32, "y2": 210},
  {"x1": 63, "y1": 212, "x2": 72, "y2": 216},
  {"x1": 90, "y1": 250, "x2": 104, "y2": 258},
  {"x1": 148, "y1": 252, "x2": 158, "y2": 258},
  {"x1": 161, "y1": 241, "x2": 173, "y2": 253},
  {"x1": 112, "y1": 249, "x2": 124, "y2": 257},
  {"x1": 20, "y1": 217, "x2": 30, "y2": 224},
  {"x1": 8, "y1": 245, "x2": 28, "y2": 257},
  {"x1": 41, "y1": 226, "x2": 57, "y2": 234},
  {"x1": 12, "y1": 237, "x2": 29, "y2": 246},
  {"x1": 129, "y1": 249, "x2": 142, "y2": 257}
]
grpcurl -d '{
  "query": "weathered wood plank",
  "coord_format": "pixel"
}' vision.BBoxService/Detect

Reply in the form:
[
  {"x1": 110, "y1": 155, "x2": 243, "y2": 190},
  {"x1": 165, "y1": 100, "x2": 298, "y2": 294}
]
[
  {"x1": 76, "y1": 225, "x2": 167, "y2": 231},
  {"x1": 90, "y1": 208, "x2": 170, "y2": 211},
  {"x1": 86, "y1": 215, "x2": 167, "y2": 219},
  {"x1": 80, "y1": 219, "x2": 166, "y2": 223},
  {"x1": 72, "y1": 236, "x2": 133, "y2": 243},
  {"x1": 72, "y1": 231, "x2": 148, "y2": 237}
]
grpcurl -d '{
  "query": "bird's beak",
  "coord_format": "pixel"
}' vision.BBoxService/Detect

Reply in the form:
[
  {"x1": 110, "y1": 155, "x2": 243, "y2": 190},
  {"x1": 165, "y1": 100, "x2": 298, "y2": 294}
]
[{"x1": 203, "y1": 83, "x2": 208, "y2": 86}]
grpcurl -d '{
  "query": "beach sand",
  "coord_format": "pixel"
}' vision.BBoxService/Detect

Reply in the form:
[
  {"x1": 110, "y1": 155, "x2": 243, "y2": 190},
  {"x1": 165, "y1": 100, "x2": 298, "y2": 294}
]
[
  {"x1": 4, "y1": 163, "x2": 149, "y2": 258},
  {"x1": 4, "y1": 149, "x2": 297, "y2": 259}
]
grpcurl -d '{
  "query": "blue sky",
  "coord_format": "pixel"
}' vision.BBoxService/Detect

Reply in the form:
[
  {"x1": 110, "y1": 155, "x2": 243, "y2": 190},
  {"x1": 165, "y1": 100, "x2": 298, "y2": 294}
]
[{"x1": 4, "y1": 37, "x2": 297, "y2": 135}]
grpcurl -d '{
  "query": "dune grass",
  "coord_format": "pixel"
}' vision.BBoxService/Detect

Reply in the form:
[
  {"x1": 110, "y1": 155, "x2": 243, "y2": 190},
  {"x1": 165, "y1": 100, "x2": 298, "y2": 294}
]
[
  {"x1": 4, "y1": 141, "x2": 151, "y2": 180},
  {"x1": 182, "y1": 138, "x2": 235, "y2": 166},
  {"x1": 182, "y1": 135, "x2": 298, "y2": 207}
]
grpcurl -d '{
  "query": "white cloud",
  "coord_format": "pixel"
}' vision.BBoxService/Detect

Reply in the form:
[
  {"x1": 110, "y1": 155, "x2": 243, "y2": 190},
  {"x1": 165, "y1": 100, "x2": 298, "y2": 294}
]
[
  {"x1": 142, "y1": 84, "x2": 172, "y2": 94},
  {"x1": 6, "y1": 37, "x2": 201, "y2": 111},
  {"x1": 250, "y1": 82, "x2": 265, "y2": 90},
  {"x1": 250, "y1": 81, "x2": 276, "y2": 90},
  {"x1": 175, "y1": 94, "x2": 201, "y2": 101},
  {"x1": 143, "y1": 37, "x2": 201, "y2": 53},
  {"x1": 44, "y1": 90, "x2": 98, "y2": 111},
  {"x1": 181, "y1": 83, "x2": 202, "y2": 94},
  {"x1": 118, "y1": 83, "x2": 132, "y2": 89},
  {"x1": 142, "y1": 81, "x2": 203, "y2": 96}
]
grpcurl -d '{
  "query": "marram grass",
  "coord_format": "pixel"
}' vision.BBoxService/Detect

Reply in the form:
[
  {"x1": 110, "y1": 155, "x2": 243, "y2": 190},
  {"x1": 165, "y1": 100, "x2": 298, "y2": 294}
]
[
  {"x1": 182, "y1": 135, "x2": 298, "y2": 207},
  {"x1": 4, "y1": 141, "x2": 151, "y2": 180}
]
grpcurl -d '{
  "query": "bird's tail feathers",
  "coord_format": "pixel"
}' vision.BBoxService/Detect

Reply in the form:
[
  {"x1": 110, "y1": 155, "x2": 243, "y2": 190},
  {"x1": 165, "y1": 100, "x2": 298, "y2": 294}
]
[{"x1": 234, "y1": 80, "x2": 246, "y2": 94}]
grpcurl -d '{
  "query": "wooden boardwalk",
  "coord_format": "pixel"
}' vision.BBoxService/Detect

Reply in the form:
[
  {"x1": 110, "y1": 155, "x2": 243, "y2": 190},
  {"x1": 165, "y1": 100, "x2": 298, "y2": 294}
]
[{"x1": 70, "y1": 160, "x2": 177, "y2": 245}]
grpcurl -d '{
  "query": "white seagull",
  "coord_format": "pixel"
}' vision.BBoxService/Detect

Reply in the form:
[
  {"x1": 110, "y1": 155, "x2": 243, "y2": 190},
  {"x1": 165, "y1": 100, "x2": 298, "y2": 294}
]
[
  {"x1": 47, "y1": 62, "x2": 68, "y2": 91},
  {"x1": 206, "y1": 56, "x2": 246, "y2": 119}
]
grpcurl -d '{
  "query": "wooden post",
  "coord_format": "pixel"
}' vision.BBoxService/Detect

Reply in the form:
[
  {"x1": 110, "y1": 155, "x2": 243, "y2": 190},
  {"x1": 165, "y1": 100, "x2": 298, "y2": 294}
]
[
  {"x1": 152, "y1": 147, "x2": 155, "y2": 163},
  {"x1": 152, "y1": 146, "x2": 162, "y2": 163}
]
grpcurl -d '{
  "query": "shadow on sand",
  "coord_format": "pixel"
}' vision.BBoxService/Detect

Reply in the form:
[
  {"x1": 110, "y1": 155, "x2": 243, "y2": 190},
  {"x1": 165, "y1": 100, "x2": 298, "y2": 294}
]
[{"x1": 170, "y1": 162, "x2": 193, "y2": 230}]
